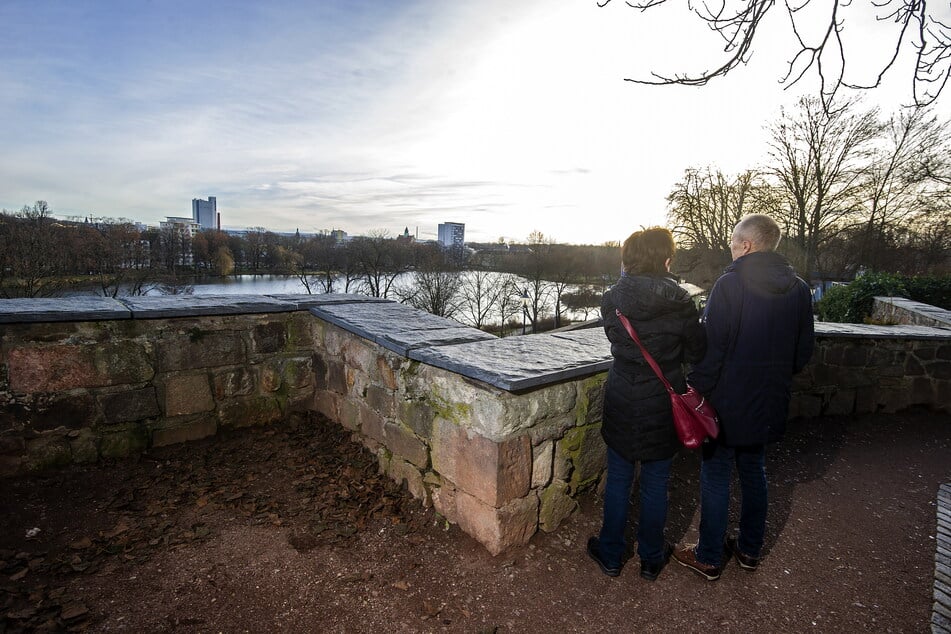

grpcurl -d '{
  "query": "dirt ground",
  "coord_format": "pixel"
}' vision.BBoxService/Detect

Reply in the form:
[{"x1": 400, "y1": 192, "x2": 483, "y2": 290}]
[{"x1": 2, "y1": 408, "x2": 949, "y2": 633}]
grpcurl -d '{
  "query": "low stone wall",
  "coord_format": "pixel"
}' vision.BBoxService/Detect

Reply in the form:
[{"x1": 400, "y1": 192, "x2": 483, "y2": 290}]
[
  {"x1": 2, "y1": 294, "x2": 950, "y2": 555},
  {"x1": 872, "y1": 296, "x2": 951, "y2": 329}
]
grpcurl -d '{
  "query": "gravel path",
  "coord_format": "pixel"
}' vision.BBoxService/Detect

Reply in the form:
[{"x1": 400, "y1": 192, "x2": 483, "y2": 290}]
[{"x1": 2, "y1": 409, "x2": 948, "y2": 633}]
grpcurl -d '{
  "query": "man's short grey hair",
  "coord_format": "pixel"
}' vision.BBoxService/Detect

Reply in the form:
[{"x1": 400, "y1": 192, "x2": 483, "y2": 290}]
[{"x1": 734, "y1": 214, "x2": 782, "y2": 251}]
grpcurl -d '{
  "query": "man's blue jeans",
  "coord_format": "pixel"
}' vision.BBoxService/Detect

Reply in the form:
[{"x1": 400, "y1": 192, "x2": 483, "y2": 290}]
[
  {"x1": 598, "y1": 447, "x2": 672, "y2": 567},
  {"x1": 696, "y1": 441, "x2": 768, "y2": 566}
]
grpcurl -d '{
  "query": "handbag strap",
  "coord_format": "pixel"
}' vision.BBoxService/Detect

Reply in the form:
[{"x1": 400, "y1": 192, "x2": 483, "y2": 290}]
[{"x1": 614, "y1": 309, "x2": 676, "y2": 395}]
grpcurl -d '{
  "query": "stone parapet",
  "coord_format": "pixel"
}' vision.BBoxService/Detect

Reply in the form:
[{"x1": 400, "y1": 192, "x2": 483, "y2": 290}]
[
  {"x1": 872, "y1": 296, "x2": 951, "y2": 330},
  {"x1": 2, "y1": 295, "x2": 950, "y2": 555}
]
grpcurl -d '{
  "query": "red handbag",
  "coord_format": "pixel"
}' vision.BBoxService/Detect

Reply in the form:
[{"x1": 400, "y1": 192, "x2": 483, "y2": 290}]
[{"x1": 614, "y1": 309, "x2": 719, "y2": 449}]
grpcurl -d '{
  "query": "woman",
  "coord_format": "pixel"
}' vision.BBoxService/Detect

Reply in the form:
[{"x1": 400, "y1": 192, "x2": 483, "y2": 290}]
[{"x1": 587, "y1": 227, "x2": 706, "y2": 581}]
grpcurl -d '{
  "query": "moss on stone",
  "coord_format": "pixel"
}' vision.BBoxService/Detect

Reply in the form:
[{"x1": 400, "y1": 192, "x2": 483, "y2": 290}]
[
  {"x1": 25, "y1": 436, "x2": 73, "y2": 472},
  {"x1": 428, "y1": 393, "x2": 472, "y2": 425},
  {"x1": 99, "y1": 425, "x2": 149, "y2": 458}
]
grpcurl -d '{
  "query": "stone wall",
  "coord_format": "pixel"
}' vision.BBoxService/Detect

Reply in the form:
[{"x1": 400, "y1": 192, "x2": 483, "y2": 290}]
[
  {"x1": 872, "y1": 296, "x2": 951, "y2": 330},
  {"x1": 2, "y1": 294, "x2": 950, "y2": 555}
]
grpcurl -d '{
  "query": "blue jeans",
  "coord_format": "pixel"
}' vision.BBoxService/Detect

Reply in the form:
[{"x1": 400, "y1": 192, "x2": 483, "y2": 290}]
[
  {"x1": 696, "y1": 442, "x2": 768, "y2": 566},
  {"x1": 598, "y1": 447, "x2": 672, "y2": 567}
]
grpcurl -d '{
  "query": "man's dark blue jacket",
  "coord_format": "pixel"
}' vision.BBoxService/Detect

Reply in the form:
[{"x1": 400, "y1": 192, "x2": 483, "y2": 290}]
[{"x1": 688, "y1": 251, "x2": 815, "y2": 446}]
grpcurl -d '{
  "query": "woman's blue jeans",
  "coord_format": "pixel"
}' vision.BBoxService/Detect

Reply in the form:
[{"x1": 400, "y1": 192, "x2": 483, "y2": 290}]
[
  {"x1": 696, "y1": 442, "x2": 768, "y2": 566},
  {"x1": 598, "y1": 447, "x2": 672, "y2": 567}
]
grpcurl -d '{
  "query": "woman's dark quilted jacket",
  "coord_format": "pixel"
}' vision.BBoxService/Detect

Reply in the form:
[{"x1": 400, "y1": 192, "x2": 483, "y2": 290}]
[{"x1": 600, "y1": 273, "x2": 706, "y2": 463}]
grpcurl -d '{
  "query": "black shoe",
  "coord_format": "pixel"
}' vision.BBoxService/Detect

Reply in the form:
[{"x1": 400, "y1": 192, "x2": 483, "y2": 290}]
[
  {"x1": 587, "y1": 536, "x2": 621, "y2": 577},
  {"x1": 726, "y1": 536, "x2": 760, "y2": 571},
  {"x1": 639, "y1": 542, "x2": 674, "y2": 581}
]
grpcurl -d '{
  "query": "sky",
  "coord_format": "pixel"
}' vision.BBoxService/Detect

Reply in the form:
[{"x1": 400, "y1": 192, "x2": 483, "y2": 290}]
[{"x1": 1, "y1": 1, "x2": 948, "y2": 245}]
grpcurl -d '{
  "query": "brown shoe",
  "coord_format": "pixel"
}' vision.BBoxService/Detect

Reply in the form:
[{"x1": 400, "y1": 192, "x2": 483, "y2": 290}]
[
  {"x1": 726, "y1": 537, "x2": 760, "y2": 571},
  {"x1": 673, "y1": 545, "x2": 722, "y2": 581}
]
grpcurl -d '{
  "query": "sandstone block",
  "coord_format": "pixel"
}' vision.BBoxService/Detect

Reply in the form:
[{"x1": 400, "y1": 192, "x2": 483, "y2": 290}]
[
  {"x1": 582, "y1": 379, "x2": 605, "y2": 425},
  {"x1": 383, "y1": 422, "x2": 428, "y2": 468},
  {"x1": 283, "y1": 357, "x2": 314, "y2": 389},
  {"x1": 8, "y1": 346, "x2": 98, "y2": 392},
  {"x1": 434, "y1": 486, "x2": 539, "y2": 556},
  {"x1": 361, "y1": 404, "x2": 385, "y2": 443},
  {"x1": 366, "y1": 385, "x2": 396, "y2": 419},
  {"x1": 25, "y1": 436, "x2": 72, "y2": 472},
  {"x1": 68, "y1": 429, "x2": 99, "y2": 464},
  {"x1": 100, "y1": 387, "x2": 160, "y2": 424},
  {"x1": 30, "y1": 392, "x2": 97, "y2": 431},
  {"x1": 157, "y1": 332, "x2": 244, "y2": 372},
  {"x1": 212, "y1": 367, "x2": 255, "y2": 400},
  {"x1": 98, "y1": 425, "x2": 149, "y2": 458},
  {"x1": 326, "y1": 361, "x2": 348, "y2": 395},
  {"x1": 335, "y1": 398, "x2": 360, "y2": 432},
  {"x1": 539, "y1": 481, "x2": 578, "y2": 532},
  {"x1": 383, "y1": 456, "x2": 428, "y2": 504},
  {"x1": 431, "y1": 418, "x2": 530, "y2": 508},
  {"x1": 218, "y1": 396, "x2": 282, "y2": 428},
  {"x1": 377, "y1": 356, "x2": 400, "y2": 391},
  {"x1": 162, "y1": 374, "x2": 215, "y2": 416},
  {"x1": 151, "y1": 418, "x2": 218, "y2": 447},
  {"x1": 252, "y1": 321, "x2": 287, "y2": 354},
  {"x1": 532, "y1": 440, "x2": 554, "y2": 489},
  {"x1": 259, "y1": 363, "x2": 283, "y2": 393},
  {"x1": 399, "y1": 399, "x2": 435, "y2": 439},
  {"x1": 93, "y1": 341, "x2": 154, "y2": 385},
  {"x1": 314, "y1": 391, "x2": 342, "y2": 424},
  {"x1": 558, "y1": 424, "x2": 605, "y2": 490}
]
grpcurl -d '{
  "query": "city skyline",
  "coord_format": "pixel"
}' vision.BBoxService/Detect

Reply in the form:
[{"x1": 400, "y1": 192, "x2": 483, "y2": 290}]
[{"x1": 2, "y1": 1, "x2": 947, "y2": 246}]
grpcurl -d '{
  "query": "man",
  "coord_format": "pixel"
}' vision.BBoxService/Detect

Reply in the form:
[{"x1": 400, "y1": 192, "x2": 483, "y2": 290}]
[{"x1": 673, "y1": 214, "x2": 815, "y2": 581}]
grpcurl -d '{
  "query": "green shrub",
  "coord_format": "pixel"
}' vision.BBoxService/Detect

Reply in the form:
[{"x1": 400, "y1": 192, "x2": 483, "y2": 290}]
[
  {"x1": 816, "y1": 272, "x2": 909, "y2": 323},
  {"x1": 904, "y1": 275, "x2": 951, "y2": 310}
]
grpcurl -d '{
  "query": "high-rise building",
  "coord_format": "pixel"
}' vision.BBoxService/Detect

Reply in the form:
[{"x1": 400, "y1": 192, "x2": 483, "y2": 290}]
[
  {"x1": 437, "y1": 222, "x2": 465, "y2": 249},
  {"x1": 191, "y1": 196, "x2": 218, "y2": 230}
]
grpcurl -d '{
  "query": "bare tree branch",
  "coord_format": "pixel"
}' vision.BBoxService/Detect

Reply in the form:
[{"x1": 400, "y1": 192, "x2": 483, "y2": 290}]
[{"x1": 604, "y1": 0, "x2": 951, "y2": 108}]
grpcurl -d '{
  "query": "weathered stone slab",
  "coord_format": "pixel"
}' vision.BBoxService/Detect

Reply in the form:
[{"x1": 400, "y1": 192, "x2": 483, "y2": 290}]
[
  {"x1": 119, "y1": 295, "x2": 296, "y2": 318},
  {"x1": 410, "y1": 329, "x2": 612, "y2": 392},
  {"x1": 266, "y1": 293, "x2": 392, "y2": 309},
  {"x1": 815, "y1": 322, "x2": 950, "y2": 341},
  {"x1": 937, "y1": 483, "x2": 951, "y2": 633},
  {"x1": 0, "y1": 297, "x2": 131, "y2": 323},
  {"x1": 873, "y1": 296, "x2": 951, "y2": 329},
  {"x1": 310, "y1": 302, "x2": 495, "y2": 356}
]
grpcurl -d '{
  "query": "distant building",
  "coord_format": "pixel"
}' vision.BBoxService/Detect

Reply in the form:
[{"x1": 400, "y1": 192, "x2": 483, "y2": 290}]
[
  {"x1": 160, "y1": 216, "x2": 201, "y2": 266},
  {"x1": 396, "y1": 226, "x2": 415, "y2": 244},
  {"x1": 437, "y1": 222, "x2": 465, "y2": 249},
  {"x1": 191, "y1": 196, "x2": 218, "y2": 230}
]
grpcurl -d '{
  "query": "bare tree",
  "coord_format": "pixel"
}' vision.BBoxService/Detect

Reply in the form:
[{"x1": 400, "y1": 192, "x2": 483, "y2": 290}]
[
  {"x1": 350, "y1": 230, "x2": 411, "y2": 298},
  {"x1": 854, "y1": 105, "x2": 951, "y2": 270},
  {"x1": 666, "y1": 167, "x2": 769, "y2": 252},
  {"x1": 396, "y1": 244, "x2": 462, "y2": 318},
  {"x1": 457, "y1": 270, "x2": 518, "y2": 330},
  {"x1": 600, "y1": 0, "x2": 951, "y2": 108},
  {"x1": 0, "y1": 201, "x2": 67, "y2": 298},
  {"x1": 766, "y1": 96, "x2": 881, "y2": 275},
  {"x1": 294, "y1": 234, "x2": 340, "y2": 294}
]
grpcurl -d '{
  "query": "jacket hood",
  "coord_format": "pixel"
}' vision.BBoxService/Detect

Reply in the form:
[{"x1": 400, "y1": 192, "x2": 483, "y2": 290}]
[
  {"x1": 611, "y1": 272, "x2": 692, "y2": 320},
  {"x1": 727, "y1": 251, "x2": 800, "y2": 295}
]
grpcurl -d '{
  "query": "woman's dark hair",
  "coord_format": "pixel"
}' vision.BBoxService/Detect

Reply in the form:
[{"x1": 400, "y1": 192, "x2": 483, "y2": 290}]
[{"x1": 621, "y1": 227, "x2": 675, "y2": 275}]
